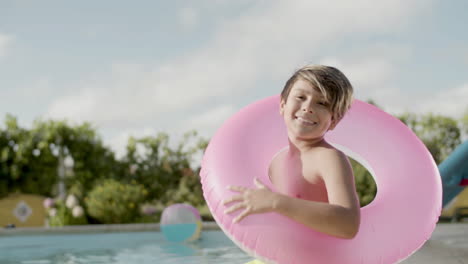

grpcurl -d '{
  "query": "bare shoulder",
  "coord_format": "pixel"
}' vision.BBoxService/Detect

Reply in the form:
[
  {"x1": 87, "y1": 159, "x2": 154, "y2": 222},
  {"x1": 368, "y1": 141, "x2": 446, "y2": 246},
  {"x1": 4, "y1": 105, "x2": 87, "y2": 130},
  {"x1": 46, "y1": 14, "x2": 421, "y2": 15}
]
[
  {"x1": 303, "y1": 144, "x2": 359, "y2": 210},
  {"x1": 319, "y1": 147, "x2": 350, "y2": 168},
  {"x1": 302, "y1": 145, "x2": 352, "y2": 181}
]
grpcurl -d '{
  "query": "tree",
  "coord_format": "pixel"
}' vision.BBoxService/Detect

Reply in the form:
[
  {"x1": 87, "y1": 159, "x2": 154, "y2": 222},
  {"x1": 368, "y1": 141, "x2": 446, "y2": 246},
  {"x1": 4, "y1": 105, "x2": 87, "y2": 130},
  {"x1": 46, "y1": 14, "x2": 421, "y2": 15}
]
[
  {"x1": 461, "y1": 108, "x2": 468, "y2": 139},
  {"x1": 0, "y1": 114, "x2": 33, "y2": 198},
  {"x1": 118, "y1": 130, "x2": 208, "y2": 205},
  {"x1": 398, "y1": 113, "x2": 461, "y2": 164},
  {"x1": 0, "y1": 115, "x2": 120, "y2": 199}
]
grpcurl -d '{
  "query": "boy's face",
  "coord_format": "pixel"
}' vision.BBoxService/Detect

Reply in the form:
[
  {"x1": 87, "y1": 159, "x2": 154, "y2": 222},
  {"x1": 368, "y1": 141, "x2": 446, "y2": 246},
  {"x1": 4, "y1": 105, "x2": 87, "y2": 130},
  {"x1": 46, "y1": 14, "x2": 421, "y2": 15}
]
[{"x1": 280, "y1": 79, "x2": 336, "y2": 142}]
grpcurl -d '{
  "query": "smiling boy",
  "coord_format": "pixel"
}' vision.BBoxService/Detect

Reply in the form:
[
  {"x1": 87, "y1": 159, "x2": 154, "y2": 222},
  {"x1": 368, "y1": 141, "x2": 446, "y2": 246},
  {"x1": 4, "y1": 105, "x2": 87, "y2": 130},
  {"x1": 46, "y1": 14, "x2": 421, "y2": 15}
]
[{"x1": 223, "y1": 65, "x2": 360, "y2": 239}]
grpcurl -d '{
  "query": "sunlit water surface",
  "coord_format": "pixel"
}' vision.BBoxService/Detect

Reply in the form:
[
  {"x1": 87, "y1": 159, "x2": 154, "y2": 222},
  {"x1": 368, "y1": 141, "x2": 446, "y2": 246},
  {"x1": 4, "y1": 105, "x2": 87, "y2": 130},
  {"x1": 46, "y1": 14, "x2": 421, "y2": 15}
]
[{"x1": 0, "y1": 230, "x2": 252, "y2": 264}]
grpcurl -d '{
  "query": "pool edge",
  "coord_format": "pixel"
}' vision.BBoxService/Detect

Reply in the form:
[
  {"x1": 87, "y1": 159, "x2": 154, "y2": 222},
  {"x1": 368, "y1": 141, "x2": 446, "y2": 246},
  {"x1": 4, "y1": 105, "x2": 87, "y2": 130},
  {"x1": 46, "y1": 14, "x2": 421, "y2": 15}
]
[{"x1": 0, "y1": 221, "x2": 220, "y2": 236}]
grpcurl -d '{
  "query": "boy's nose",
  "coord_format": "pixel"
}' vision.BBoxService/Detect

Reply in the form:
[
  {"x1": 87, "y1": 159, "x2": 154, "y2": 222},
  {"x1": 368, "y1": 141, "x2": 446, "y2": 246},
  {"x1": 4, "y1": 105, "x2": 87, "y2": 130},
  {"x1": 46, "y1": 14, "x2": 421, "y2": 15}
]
[{"x1": 302, "y1": 108, "x2": 313, "y2": 113}]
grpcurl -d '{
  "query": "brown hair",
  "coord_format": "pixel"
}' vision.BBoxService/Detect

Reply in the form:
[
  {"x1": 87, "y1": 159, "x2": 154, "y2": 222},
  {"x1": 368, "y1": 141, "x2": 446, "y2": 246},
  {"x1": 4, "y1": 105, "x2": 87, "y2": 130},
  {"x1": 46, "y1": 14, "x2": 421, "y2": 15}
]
[{"x1": 281, "y1": 65, "x2": 354, "y2": 122}]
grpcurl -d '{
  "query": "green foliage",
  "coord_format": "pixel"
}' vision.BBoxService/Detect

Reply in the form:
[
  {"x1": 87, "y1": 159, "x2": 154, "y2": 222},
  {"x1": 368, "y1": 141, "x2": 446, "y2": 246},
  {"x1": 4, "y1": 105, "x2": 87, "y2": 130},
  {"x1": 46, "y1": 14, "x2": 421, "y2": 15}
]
[
  {"x1": 165, "y1": 169, "x2": 205, "y2": 207},
  {"x1": 350, "y1": 159, "x2": 377, "y2": 207},
  {"x1": 114, "y1": 131, "x2": 209, "y2": 221},
  {"x1": 85, "y1": 179, "x2": 147, "y2": 224},
  {"x1": 0, "y1": 115, "x2": 121, "y2": 199},
  {"x1": 0, "y1": 114, "x2": 43, "y2": 198},
  {"x1": 198, "y1": 204, "x2": 214, "y2": 221},
  {"x1": 398, "y1": 113, "x2": 461, "y2": 164},
  {"x1": 47, "y1": 200, "x2": 88, "y2": 227},
  {"x1": 118, "y1": 130, "x2": 208, "y2": 205},
  {"x1": 462, "y1": 108, "x2": 468, "y2": 138},
  {"x1": 0, "y1": 114, "x2": 208, "y2": 223}
]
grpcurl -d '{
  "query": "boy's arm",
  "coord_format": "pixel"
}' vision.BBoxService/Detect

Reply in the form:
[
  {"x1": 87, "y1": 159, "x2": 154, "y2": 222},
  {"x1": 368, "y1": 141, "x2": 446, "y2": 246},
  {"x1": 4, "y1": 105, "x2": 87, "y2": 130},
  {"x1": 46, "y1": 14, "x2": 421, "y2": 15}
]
[{"x1": 224, "y1": 150, "x2": 360, "y2": 239}]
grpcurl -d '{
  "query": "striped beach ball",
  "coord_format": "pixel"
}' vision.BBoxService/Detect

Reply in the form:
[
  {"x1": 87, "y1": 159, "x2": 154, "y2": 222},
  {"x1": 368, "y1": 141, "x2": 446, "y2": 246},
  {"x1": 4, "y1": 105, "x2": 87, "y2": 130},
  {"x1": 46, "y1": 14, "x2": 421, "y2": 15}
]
[{"x1": 160, "y1": 203, "x2": 202, "y2": 242}]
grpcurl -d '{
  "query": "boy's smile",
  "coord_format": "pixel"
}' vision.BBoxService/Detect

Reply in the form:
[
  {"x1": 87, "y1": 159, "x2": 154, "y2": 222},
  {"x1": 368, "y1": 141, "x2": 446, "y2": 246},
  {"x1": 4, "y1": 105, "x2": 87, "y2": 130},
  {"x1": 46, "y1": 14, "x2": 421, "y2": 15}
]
[
  {"x1": 296, "y1": 116, "x2": 317, "y2": 126},
  {"x1": 280, "y1": 79, "x2": 335, "y2": 143}
]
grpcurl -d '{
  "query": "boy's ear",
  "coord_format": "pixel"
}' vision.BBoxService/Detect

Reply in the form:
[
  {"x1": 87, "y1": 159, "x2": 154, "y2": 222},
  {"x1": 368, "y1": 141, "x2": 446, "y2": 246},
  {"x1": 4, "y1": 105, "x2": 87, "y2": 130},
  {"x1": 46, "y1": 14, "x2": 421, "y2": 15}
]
[
  {"x1": 328, "y1": 118, "x2": 337, "y2": 131},
  {"x1": 279, "y1": 99, "x2": 285, "y2": 115}
]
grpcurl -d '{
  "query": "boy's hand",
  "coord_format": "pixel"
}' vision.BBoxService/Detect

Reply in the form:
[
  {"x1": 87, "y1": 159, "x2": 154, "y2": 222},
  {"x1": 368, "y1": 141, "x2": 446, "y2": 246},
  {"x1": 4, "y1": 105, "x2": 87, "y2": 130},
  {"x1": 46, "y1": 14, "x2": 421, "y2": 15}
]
[{"x1": 223, "y1": 178, "x2": 279, "y2": 223}]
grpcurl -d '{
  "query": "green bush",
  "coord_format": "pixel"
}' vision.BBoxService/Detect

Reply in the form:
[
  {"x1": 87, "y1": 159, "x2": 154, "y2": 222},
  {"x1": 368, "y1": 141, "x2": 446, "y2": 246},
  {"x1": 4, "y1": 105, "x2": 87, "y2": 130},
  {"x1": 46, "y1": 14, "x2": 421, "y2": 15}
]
[
  {"x1": 163, "y1": 172, "x2": 213, "y2": 221},
  {"x1": 47, "y1": 199, "x2": 88, "y2": 227},
  {"x1": 164, "y1": 172, "x2": 204, "y2": 207},
  {"x1": 85, "y1": 179, "x2": 147, "y2": 224}
]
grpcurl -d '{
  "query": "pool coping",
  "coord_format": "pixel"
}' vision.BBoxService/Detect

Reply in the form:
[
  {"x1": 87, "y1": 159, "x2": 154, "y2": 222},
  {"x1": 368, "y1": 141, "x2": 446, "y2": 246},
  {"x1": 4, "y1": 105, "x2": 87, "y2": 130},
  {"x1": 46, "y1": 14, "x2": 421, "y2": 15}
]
[
  {"x1": 0, "y1": 221, "x2": 220, "y2": 236},
  {"x1": 1, "y1": 222, "x2": 467, "y2": 237}
]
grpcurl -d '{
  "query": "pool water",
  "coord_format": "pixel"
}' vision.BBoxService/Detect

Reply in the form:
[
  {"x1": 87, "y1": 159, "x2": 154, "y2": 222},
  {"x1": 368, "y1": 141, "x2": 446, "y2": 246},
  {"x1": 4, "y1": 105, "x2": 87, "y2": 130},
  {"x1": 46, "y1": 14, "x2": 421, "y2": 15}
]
[{"x1": 0, "y1": 230, "x2": 252, "y2": 264}]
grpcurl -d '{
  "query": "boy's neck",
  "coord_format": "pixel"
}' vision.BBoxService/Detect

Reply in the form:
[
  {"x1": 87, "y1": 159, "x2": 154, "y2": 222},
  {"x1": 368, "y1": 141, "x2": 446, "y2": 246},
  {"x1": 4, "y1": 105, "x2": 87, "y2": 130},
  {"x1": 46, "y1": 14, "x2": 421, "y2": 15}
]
[{"x1": 287, "y1": 136, "x2": 327, "y2": 155}]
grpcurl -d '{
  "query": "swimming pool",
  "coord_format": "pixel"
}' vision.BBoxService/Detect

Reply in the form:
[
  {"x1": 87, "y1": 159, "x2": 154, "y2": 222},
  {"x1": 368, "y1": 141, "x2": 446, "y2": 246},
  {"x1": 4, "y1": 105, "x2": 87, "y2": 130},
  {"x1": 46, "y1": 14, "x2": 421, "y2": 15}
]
[{"x1": 0, "y1": 230, "x2": 252, "y2": 264}]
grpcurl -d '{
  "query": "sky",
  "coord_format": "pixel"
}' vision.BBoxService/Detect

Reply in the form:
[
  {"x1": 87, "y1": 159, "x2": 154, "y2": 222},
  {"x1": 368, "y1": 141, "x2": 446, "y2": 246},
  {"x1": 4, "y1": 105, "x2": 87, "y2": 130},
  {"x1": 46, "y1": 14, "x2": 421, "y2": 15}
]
[{"x1": 1, "y1": 0, "x2": 467, "y2": 158}]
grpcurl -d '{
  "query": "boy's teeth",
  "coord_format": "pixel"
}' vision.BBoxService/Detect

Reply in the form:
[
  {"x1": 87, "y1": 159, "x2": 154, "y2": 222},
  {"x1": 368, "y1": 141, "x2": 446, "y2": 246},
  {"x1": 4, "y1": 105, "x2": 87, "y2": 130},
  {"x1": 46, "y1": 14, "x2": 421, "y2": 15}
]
[{"x1": 297, "y1": 117, "x2": 316, "y2": 124}]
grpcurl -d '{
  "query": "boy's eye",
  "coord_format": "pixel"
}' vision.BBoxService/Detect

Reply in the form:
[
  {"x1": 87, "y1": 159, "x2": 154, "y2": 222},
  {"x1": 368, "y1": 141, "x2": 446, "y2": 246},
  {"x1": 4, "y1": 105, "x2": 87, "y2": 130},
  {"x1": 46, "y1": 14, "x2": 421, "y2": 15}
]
[
  {"x1": 296, "y1": 96, "x2": 305, "y2": 100},
  {"x1": 317, "y1": 101, "x2": 326, "y2": 105}
]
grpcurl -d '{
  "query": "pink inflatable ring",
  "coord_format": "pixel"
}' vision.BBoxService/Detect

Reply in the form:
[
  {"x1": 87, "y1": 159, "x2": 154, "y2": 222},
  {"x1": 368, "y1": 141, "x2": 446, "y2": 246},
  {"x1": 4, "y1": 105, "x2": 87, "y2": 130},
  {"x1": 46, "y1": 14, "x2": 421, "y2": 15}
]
[{"x1": 200, "y1": 95, "x2": 442, "y2": 264}]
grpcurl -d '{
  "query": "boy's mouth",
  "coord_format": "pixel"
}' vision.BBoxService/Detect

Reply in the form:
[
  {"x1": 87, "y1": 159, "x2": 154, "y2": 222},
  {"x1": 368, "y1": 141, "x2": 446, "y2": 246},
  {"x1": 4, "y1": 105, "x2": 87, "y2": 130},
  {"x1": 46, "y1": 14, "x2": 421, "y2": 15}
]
[{"x1": 296, "y1": 116, "x2": 317, "y2": 126}]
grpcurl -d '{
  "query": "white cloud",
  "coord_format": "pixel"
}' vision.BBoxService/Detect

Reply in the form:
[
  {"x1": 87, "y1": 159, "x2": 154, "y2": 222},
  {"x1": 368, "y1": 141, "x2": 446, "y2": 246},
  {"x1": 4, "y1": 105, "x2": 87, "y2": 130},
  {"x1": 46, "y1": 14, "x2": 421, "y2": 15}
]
[
  {"x1": 318, "y1": 56, "x2": 416, "y2": 117},
  {"x1": 178, "y1": 7, "x2": 199, "y2": 31},
  {"x1": 100, "y1": 105, "x2": 235, "y2": 160},
  {"x1": 416, "y1": 83, "x2": 468, "y2": 118},
  {"x1": 46, "y1": 64, "x2": 158, "y2": 127},
  {"x1": 107, "y1": 128, "x2": 157, "y2": 159},
  {"x1": 47, "y1": 89, "x2": 99, "y2": 123},
  {"x1": 50, "y1": 0, "x2": 428, "y2": 118},
  {"x1": 319, "y1": 57, "x2": 395, "y2": 96},
  {"x1": 44, "y1": 0, "x2": 433, "y2": 154},
  {"x1": 355, "y1": 82, "x2": 468, "y2": 119},
  {"x1": 183, "y1": 105, "x2": 236, "y2": 138},
  {"x1": 0, "y1": 33, "x2": 13, "y2": 57}
]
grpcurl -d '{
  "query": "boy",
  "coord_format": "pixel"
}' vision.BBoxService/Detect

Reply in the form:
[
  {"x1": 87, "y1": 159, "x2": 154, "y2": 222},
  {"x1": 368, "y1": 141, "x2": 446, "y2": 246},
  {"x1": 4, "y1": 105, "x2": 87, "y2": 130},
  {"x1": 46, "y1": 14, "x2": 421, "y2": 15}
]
[{"x1": 223, "y1": 65, "x2": 360, "y2": 239}]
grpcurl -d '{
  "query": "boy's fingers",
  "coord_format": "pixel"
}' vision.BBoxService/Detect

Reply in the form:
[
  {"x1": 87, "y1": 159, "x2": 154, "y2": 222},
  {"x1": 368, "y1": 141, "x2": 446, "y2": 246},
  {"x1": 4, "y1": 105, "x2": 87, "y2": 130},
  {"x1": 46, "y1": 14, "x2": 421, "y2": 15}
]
[
  {"x1": 223, "y1": 195, "x2": 243, "y2": 205},
  {"x1": 233, "y1": 208, "x2": 250, "y2": 223},
  {"x1": 228, "y1": 185, "x2": 248, "y2": 192},
  {"x1": 224, "y1": 203, "x2": 245, "y2": 214}
]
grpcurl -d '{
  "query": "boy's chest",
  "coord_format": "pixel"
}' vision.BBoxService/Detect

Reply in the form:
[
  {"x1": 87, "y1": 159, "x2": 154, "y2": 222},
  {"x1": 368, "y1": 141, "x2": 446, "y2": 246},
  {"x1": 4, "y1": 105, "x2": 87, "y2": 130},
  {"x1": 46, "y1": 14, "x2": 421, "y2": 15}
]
[{"x1": 268, "y1": 152, "x2": 328, "y2": 202}]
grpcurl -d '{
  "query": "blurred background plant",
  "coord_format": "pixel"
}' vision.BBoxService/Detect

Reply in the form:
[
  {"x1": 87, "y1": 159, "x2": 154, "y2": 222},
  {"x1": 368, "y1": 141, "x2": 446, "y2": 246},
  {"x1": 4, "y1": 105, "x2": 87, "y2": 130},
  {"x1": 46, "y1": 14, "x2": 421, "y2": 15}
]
[
  {"x1": 85, "y1": 179, "x2": 147, "y2": 224},
  {"x1": 43, "y1": 195, "x2": 87, "y2": 227}
]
